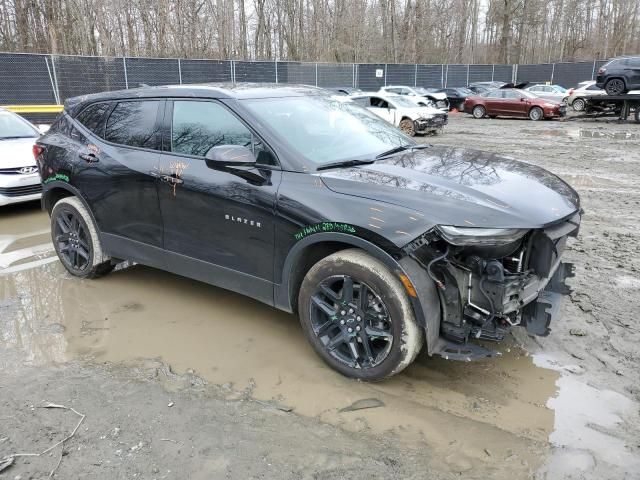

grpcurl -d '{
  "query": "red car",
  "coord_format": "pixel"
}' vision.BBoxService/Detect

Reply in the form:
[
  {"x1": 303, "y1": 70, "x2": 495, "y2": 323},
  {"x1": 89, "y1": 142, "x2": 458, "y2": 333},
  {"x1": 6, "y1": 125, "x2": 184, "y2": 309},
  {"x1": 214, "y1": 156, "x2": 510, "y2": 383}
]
[{"x1": 464, "y1": 88, "x2": 566, "y2": 121}]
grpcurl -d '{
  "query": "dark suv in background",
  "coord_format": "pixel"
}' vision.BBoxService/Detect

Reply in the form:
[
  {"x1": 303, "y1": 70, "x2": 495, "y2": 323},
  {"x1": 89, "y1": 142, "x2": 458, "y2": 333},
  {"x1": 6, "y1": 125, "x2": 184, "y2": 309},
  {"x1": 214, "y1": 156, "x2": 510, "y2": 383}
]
[
  {"x1": 596, "y1": 56, "x2": 640, "y2": 95},
  {"x1": 35, "y1": 84, "x2": 580, "y2": 381}
]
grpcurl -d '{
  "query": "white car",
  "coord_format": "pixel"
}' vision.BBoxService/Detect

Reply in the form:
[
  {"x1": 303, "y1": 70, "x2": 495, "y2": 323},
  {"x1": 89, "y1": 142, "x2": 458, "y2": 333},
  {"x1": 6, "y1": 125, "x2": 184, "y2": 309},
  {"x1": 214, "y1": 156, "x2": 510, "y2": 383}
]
[
  {"x1": 0, "y1": 108, "x2": 43, "y2": 206},
  {"x1": 349, "y1": 92, "x2": 448, "y2": 136},
  {"x1": 524, "y1": 84, "x2": 569, "y2": 104},
  {"x1": 378, "y1": 85, "x2": 450, "y2": 112}
]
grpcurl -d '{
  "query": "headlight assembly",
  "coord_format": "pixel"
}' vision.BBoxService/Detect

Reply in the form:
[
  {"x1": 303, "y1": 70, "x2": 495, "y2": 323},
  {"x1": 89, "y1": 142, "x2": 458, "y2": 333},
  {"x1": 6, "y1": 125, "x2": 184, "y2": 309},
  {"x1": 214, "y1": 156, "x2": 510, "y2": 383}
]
[{"x1": 437, "y1": 226, "x2": 529, "y2": 246}]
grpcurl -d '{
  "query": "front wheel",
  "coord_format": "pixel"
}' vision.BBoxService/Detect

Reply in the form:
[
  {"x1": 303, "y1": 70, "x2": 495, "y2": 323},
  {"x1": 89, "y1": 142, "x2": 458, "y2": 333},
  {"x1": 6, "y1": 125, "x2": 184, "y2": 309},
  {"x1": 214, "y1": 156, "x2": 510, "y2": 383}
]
[
  {"x1": 529, "y1": 106, "x2": 544, "y2": 121},
  {"x1": 399, "y1": 118, "x2": 416, "y2": 136},
  {"x1": 298, "y1": 249, "x2": 423, "y2": 381},
  {"x1": 572, "y1": 98, "x2": 586, "y2": 111},
  {"x1": 472, "y1": 105, "x2": 486, "y2": 119},
  {"x1": 51, "y1": 196, "x2": 113, "y2": 278}
]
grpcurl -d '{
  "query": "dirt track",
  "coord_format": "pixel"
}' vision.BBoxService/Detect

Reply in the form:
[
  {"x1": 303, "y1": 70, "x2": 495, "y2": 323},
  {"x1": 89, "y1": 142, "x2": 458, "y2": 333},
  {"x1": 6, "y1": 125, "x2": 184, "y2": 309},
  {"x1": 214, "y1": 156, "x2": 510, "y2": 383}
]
[{"x1": 1, "y1": 113, "x2": 639, "y2": 479}]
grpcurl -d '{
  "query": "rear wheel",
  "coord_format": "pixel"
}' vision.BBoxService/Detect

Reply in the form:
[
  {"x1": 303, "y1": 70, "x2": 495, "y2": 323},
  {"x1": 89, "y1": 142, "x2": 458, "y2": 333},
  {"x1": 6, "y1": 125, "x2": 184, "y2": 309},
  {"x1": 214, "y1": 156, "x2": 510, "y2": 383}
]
[
  {"x1": 635, "y1": 108, "x2": 640, "y2": 124},
  {"x1": 529, "y1": 106, "x2": 544, "y2": 121},
  {"x1": 605, "y1": 78, "x2": 627, "y2": 95},
  {"x1": 399, "y1": 118, "x2": 416, "y2": 136},
  {"x1": 472, "y1": 105, "x2": 486, "y2": 119},
  {"x1": 298, "y1": 249, "x2": 423, "y2": 381},
  {"x1": 51, "y1": 197, "x2": 113, "y2": 278},
  {"x1": 572, "y1": 98, "x2": 586, "y2": 111}
]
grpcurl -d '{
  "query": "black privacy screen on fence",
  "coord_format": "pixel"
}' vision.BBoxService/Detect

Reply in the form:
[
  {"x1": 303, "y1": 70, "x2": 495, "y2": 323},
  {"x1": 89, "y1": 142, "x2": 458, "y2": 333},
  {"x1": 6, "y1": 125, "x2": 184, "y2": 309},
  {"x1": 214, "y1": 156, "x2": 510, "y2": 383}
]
[{"x1": 0, "y1": 52, "x2": 610, "y2": 105}]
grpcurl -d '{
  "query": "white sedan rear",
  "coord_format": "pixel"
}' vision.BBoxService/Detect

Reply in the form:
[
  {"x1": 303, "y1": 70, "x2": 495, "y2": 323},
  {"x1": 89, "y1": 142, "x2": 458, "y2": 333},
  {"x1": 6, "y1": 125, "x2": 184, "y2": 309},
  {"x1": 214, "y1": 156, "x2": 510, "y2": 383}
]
[{"x1": 0, "y1": 108, "x2": 42, "y2": 206}]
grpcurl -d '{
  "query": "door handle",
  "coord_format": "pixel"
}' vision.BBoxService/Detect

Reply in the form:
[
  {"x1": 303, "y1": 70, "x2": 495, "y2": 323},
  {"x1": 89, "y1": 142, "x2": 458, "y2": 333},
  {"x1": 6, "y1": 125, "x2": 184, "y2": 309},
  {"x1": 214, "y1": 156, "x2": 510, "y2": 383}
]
[{"x1": 79, "y1": 152, "x2": 98, "y2": 163}]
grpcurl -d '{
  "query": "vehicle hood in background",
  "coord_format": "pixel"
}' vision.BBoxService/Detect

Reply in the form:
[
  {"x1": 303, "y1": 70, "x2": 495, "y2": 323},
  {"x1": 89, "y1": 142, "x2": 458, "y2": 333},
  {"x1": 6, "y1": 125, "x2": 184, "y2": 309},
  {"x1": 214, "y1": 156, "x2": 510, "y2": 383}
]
[
  {"x1": 0, "y1": 137, "x2": 38, "y2": 168},
  {"x1": 319, "y1": 145, "x2": 580, "y2": 230}
]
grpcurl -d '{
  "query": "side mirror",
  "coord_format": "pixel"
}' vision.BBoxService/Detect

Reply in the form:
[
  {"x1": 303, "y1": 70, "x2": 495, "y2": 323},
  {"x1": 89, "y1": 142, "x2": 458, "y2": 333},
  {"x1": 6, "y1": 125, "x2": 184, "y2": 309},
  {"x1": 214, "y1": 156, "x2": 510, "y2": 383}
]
[{"x1": 205, "y1": 145, "x2": 255, "y2": 167}]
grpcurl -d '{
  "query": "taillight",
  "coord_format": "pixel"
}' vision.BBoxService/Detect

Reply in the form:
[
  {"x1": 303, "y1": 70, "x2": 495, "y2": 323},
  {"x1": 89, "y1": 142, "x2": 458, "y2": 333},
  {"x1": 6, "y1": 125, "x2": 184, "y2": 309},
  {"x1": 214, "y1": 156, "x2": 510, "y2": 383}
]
[
  {"x1": 597, "y1": 68, "x2": 606, "y2": 75},
  {"x1": 32, "y1": 144, "x2": 44, "y2": 160}
]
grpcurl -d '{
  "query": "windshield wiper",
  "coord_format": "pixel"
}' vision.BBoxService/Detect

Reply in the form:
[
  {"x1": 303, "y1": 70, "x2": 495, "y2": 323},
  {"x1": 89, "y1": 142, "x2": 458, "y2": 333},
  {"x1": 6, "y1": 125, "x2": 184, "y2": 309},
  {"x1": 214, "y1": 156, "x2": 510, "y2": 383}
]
[
  {"x1": 316, "y1": 159, "x2": 376, "y2": 171},
  {"x1": 0, "y1": 135, "x2": 37, "y2": 140},
  {"x1": 375, "y1": 143, "x2": 429, "y2": 159}
]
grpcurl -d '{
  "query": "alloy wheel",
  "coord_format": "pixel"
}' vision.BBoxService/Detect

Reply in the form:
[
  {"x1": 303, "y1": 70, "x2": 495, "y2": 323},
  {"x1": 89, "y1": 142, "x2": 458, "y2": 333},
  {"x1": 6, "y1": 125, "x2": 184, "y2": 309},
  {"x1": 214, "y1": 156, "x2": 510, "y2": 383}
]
[
  {"x1": 605, "y1": 79, "x2": 625, "y2": 95},
  {"x1": 54, "y1": 208, "x2": 91, "y2": 271},
  {"x1": 309, "y1": 275, "x2": 393, "y2": 370}
]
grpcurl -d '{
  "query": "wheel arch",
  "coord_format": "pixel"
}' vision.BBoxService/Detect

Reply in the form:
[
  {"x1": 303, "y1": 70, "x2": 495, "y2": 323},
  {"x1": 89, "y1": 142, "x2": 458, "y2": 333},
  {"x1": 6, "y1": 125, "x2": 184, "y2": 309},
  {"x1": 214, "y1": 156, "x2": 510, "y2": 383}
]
[
  {"x1": 275, "y1": 232, "x2": 438, "y2": 350},
  {"x1": 42, "y1": 182, "x2": 103, "y2": 239}
]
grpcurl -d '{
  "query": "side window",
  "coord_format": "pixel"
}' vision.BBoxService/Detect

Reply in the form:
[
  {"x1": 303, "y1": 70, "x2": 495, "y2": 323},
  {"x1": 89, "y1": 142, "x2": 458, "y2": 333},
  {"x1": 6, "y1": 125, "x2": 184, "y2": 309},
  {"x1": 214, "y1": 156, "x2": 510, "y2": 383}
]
[
  {"x1": 105, "y1": 101, "x2": 161, "y2": 149},
  {"x1": 370, "y1": 97, "x2": 389, "y2": 108},
  {"x1": 387, "y1": 88, "x2": 401, "y2": 94},
  {"x1": 503, "y1": 90, "x2": 518, "y2": 99},
  {"x1": 171, "y1": 100, "x2": 277, "y2": 166},
  {"x1": 587, "y1": 84, "x2": 600, "y2": 91},
  {"x1": 352, "y1": 97, "x2": 370, "y2": 107},
  {"x1": 488, "y1": 91, "x2": 503, "y2": 98},
  {"x1": 76, "y1": 102, "x2": 112, "y2": 137},
  {"x1": 628, "y1": 57, "x2": 640, "y2": 67}
]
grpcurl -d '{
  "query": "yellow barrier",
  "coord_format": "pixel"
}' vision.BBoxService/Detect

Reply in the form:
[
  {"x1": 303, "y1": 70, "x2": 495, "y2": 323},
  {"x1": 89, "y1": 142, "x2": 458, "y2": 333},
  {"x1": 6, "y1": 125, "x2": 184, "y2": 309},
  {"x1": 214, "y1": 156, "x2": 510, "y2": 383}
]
[{"x1": 2, "y1": 104, "x2": 64, "y2": 113}]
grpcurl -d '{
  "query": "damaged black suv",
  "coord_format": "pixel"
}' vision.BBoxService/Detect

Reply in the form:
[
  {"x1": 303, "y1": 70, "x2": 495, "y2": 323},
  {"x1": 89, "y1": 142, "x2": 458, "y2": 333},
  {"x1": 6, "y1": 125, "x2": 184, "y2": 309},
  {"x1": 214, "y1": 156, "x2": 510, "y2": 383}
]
[{"x1": 36, "y1": 84, "x2": 580, "y2": 381}]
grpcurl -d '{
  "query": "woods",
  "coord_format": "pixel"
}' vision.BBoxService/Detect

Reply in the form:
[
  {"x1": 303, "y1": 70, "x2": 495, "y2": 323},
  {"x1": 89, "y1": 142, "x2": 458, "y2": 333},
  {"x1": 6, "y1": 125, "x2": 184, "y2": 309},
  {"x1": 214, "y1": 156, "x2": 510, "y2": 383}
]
[{"x1": 0, "y1": 0, "x2": 638, "y2": 64}]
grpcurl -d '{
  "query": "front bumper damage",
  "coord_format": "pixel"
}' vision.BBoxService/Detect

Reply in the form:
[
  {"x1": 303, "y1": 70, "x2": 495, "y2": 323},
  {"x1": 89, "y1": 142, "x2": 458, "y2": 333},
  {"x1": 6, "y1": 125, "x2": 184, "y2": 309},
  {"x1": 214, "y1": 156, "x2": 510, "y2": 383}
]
[
  {"x1": 404, "y1": 212, "x2": 580, "y2": 361},
  {"x1": 415, "y1": 113, "x2": 448, "y2": 133}
]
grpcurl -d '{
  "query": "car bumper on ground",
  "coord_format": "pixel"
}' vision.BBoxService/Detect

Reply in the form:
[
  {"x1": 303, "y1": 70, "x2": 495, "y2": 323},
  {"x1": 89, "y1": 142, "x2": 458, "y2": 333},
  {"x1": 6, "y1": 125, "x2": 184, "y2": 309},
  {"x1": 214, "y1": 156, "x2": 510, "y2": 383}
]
[{"x1": 0, "y1": 173, "x2": 42, "y2": 206}]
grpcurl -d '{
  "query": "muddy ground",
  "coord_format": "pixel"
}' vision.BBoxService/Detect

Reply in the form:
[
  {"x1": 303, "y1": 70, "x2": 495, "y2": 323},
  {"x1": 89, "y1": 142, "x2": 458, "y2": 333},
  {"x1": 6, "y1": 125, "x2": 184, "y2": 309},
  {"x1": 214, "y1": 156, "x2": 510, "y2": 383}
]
[{"x1": 1, "y1": 113, "x2": 639, "y2": 479}]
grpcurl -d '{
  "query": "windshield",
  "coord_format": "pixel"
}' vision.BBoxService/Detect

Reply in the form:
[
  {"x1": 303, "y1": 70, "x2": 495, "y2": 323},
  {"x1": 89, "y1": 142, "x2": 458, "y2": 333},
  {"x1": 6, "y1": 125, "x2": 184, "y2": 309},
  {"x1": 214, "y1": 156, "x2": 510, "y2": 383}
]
[
  {"x1": 520, "y1": 90, "x2": 538, "y2": 98},
  {"x1": 0, "y1": 111, "x2": 39, "y2": 139},
  {"x1": 458, "y1": 88, "x2": 474, "y2": 95},
  {"x1": 243, "y1": 96, "x2": 412, "y2": 166},
  {"x1": 413, "y1": 87, "x2": 432, "y2": 94}
]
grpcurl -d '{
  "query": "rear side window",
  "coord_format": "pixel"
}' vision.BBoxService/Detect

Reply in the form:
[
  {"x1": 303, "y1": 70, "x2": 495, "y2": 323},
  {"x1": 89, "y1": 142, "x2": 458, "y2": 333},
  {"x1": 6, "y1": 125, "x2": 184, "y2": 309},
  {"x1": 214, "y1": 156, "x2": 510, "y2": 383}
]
[
  {"x1": 105, "y1": 101, "x2": 161, "y2": 150},
  {"x1": 76, "y1": 102, "x2": 112, "y2": 137},
  {"x1": 628, "y1": 57, "x2": 640, "y2": 67}
]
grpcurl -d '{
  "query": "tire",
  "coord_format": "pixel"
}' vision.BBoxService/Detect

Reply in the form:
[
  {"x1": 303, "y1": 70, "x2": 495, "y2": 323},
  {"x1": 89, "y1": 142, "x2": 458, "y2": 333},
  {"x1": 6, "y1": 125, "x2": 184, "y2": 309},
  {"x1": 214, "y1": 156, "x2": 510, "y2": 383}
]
[
  {"x1": 472, "y1": 105, "x2": 486, "y2": 119},
  {"x1": 562, "y1": 97, "x2": 569, "y2": 105},
  {"x1": 298, "y1": 248, "x2": 424, "y2": 381},
  {"x1": 605, "y1": 78, "x2": 627, "y2": 95},
  {"x1": 51, "y1": 196, "x2": 113, "y2": 279},
  {"x1": 529, "y1": 106, "x2": 544, "y2": 121},
  {"x1": 572, "y1": 98, "x2": 586, "y2": 112},
  {"x1": 635, "y1": 108, "x2": 640, "y2": 124},
  {"x1": 399, "y1": 118, "x2": 416, "y2": 136}
]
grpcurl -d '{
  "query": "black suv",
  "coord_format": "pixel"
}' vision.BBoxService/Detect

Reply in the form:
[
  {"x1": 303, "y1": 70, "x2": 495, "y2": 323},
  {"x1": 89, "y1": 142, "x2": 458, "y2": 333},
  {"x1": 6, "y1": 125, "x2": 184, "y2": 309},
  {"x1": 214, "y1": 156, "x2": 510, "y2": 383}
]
[
  {"x1": 596, "y1": 56, "x2": 640, "y2": 95},
  {"x1": 36, "y1": 84, "x2": 580, "y2": 380}
]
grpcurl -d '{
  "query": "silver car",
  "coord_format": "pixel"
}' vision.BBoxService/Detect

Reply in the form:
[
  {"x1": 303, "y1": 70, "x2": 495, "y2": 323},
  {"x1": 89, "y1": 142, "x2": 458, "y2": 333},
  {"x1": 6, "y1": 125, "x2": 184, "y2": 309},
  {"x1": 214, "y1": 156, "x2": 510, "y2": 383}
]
[
  {"x1": 524, "y1": 84, "x2": 569, "y2": 104},
  {"x1": 0, "y1": 108, "x2": 43, "y2": 206}
]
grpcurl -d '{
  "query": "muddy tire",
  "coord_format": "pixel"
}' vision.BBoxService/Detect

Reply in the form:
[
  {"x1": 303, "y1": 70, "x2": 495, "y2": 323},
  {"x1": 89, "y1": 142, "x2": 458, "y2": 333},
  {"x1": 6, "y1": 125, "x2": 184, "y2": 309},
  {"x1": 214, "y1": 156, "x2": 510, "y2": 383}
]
[
  {"x1": 399, "y1": 118, "x2": 416, "y2": 136},
  {"x1": 572, "y1": 98, "x2": 586, "y2": 112},
  {"x1": 298, "y1": 249, "x2": 423, "y2": 381},
  {"x1": 472, "y1": 105, "x2": 486, "y2": 119},
  {"x1": 529, "y1": 106, "x2": 544, "y2": 121},
  {"x1": 604, "y1": 78, "x2": 627, "y2": 95},
  {"x1": 51, "y1": 196, "x2": 113, "y2": 279}
]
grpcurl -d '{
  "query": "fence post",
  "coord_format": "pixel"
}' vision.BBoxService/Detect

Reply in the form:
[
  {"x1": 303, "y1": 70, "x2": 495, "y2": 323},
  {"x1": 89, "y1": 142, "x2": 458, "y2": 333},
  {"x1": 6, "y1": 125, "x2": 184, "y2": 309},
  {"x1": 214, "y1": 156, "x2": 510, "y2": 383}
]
[
  {"x1": 44, "y1": 55, "x2": 60, "y2": 105},
  {"x1": 414, "y1": 64, "x2": 418, "y2": 87},
  {"x1": 384, "y1": 64, "x2": 387, "y2": 86},
  {"x1": 512, "y1": 64, "x2": 518, "y2": 84},
  {"x1": 49, "y1": 55, "x2": 61, "y2": 104},
  {"x1": 315, "y1": 63, "x2": 318, "y2": 86},
  {"x1": 444, "y1": 64, "x2": 448, "y2": 88},
  {"x1": 230, "y1": 60, "x2": 235, "y2": 83},
  {"x1": 178, "y1": 59, "x2": 182, "y2": 84},
  {"x1": 466, "y1": 64, "x2": 470, "y2": 86},
  {"x1": 592, "y1": 60, "x2": 597, "y2": 80},
  {"x1": 491, "y1": 64, "x2": 495, "y2": 82},
  {"x1": 353, "y1": 64, "x2": 356, "y2": 88},
  {"x1": 275, "y1": 60, "x2": 278, "y2": 83},
  {"x1": 123, "y1": 57, "x2": 129, "y2": 89},
  {"x1": 550, "y1": 63, "x2": 555, "y2": 84}
]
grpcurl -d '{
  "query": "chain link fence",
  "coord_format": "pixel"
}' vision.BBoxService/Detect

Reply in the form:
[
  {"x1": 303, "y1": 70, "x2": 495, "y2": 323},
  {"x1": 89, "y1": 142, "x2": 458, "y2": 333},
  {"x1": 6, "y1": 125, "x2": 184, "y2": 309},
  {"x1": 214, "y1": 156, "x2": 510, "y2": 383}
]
[{"x1": 0, "y1": 52, "x2": 609, "y2": 106}]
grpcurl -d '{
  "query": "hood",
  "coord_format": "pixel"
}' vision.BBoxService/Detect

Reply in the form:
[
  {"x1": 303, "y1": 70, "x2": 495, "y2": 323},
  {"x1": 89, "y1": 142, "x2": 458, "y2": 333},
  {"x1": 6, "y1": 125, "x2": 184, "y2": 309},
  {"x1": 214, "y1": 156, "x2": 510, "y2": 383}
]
[
  {"x1": 0, "y1": 137, "x2": 39, "y2": 168},
  {"x1": 421, "y1": 91, "x2": 447, "y2": 100},
  {"x1": 318, "y1": 145, "x2": 580, "y2": 231},
  {"x1": 403, "y1": 107, "x2": 440, "y2": 119}
]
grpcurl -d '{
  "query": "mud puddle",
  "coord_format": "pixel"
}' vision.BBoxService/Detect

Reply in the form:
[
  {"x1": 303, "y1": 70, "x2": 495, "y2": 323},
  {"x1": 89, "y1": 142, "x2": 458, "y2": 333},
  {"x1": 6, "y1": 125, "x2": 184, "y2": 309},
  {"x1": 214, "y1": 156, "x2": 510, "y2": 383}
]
[
  {"x1": 1, "y1": 258, "x2": 559, "y2": 474},
  {"x1": 533, "y1": 354, "x2": 640, "y2": 479}
]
